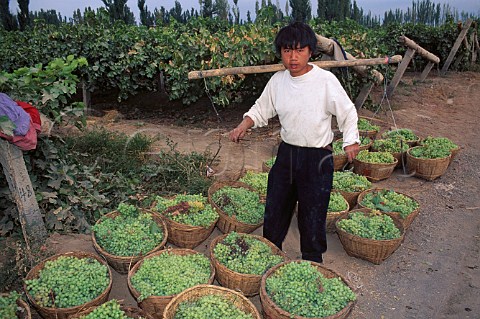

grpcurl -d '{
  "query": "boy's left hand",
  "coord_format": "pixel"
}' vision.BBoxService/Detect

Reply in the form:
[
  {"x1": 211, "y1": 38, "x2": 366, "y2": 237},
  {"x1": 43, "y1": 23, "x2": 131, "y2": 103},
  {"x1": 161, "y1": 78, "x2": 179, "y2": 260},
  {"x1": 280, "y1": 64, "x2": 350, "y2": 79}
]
[{"x1": 344, "y1": 143, "x2": 360, "y2": 162}]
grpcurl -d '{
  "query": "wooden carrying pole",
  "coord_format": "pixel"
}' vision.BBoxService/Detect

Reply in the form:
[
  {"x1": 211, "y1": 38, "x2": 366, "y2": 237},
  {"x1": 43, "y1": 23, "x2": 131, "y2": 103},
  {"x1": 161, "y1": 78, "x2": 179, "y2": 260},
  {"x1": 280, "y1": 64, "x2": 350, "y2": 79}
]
[{"x1": 188, "y1": 55, "x2": 402, "y2": 80}]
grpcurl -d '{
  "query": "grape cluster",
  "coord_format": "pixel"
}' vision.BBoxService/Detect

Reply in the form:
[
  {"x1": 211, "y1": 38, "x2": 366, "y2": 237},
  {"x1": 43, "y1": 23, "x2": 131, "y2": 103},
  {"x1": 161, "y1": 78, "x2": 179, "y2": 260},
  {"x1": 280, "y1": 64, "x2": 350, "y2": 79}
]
[
  {"x1": 92, "y1": 210, "x2": 164, "y2": 257},
  {"x1": 116, "y1": 203, "x2": 140, "y2": 218},
  {"x1": 174, "y1": 294, "x2": 254, "y2": 319},
  {"x1": 356, "y1": 150, "x2": 395, "y2": 164},
  {"x1": 0, "y1": 291, "x2": 21, "y2": 319},
  {"x1": 360, "y1": 189, "x2": 419, "y2": 219},
  {"x1": 25, "y1": 256, "x2": 110, "y2": 308},
  {"x1": 264, "y1": 156, "x2": 276, "y2": 169},
  {"x1": 239, "y1": 171, "x2": 268, "y2": 197},
  {"x1": 79, "y1": 300, "x2": 133, "y2": 319},
  {"x1": 333, "y1": 137, "x2": 371, "y2": 155},
  {"x1": 266, "y1": 262, "x2": 356, "y2": 317},
  {"x1": 409, "y1": 145, "x2": 451, "y2": 159},
  {"x1": 327, "y1": 192, "x2": 349, "y2": 212},
  {"x1": 332, "y1": 171, "x2": 371, "y2": 193},
  {"x1": 382, "y1": 128, "x2": 418, "y2": 142},
  {"x1": 154, "y1": 194, "x2": 218, "y2": 227},
  {"x1": 357, "y1": 118, "x2": 380, "y2": 132},
  {"x1": 211, "y1": 186, "x2": 264, "y2": 225},
  {"x1": 130, "y1": 252, "x2": 211, "y2": 301},
  {"x1": 421, "y1": 136, "x2": 458, "y2": 150},
  {"x1": 372, "y1": 137, "x2": 409, "y2": 153},
  {"x1": 337, "y1": 211, "x2": 401, "y2": 240},
  {"x1": 213, "y1": 232, "x2": 283, "y2": 275}
]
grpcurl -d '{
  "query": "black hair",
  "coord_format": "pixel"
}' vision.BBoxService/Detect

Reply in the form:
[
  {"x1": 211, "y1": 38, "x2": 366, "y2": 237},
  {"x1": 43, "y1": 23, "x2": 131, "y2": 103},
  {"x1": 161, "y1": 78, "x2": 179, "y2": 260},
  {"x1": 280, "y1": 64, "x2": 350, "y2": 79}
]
[{"x1": 274, "y1": 22, "x2": 317, "y2": 57}]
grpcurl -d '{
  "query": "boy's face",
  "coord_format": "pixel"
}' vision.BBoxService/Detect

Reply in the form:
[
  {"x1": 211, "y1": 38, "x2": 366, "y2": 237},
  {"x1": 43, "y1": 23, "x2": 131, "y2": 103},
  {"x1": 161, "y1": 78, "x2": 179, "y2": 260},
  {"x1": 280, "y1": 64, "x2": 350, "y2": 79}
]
[{"x1": 280, "y1": 44, "x2": 312, "y2": 77}]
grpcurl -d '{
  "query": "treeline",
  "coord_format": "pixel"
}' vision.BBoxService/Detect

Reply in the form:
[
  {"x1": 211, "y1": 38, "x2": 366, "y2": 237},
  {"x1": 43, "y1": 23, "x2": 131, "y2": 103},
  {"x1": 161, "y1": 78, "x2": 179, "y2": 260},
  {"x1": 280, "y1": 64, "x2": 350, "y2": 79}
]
[{"x1": 1, "y1": 0, "x2": 478, "y2": 30}]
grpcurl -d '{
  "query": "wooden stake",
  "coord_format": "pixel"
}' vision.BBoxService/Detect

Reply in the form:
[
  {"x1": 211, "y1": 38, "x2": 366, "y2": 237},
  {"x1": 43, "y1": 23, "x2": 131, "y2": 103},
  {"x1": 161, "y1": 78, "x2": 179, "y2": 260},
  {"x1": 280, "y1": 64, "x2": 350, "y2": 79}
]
[
  {"x1": 354, "y1": 82, "x2": 375, "y2": 109},
  {"x1": 387, "y1": 48, "x2": 416, "y2": 98},
  {"x1": 188, "y1": 55, "x2": 402, "y2": 80},
  {"x1": 399, "y1": 36, "x2": 440, "y2": 64},
  {"x1": 441, "y1": 19, "x2": 473, "y2": 75},
  {"x1": 419, "y1": 61, "x2": 435, "y2": 82}
]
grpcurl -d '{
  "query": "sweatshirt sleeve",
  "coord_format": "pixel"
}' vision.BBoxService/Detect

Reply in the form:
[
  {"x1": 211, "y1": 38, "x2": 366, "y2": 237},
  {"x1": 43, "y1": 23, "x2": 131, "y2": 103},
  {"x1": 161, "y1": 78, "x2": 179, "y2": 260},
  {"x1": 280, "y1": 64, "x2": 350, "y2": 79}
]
[{"x1": 243, "y1": 76, "x2": 278, "y2": 128}]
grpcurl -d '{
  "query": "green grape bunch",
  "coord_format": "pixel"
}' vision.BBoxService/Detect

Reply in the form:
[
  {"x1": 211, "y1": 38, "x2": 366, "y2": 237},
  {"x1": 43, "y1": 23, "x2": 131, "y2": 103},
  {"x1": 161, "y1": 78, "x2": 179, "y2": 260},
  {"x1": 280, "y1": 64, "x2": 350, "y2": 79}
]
[
  {"x1": 356, "y1": 150, "x2": 396, "y2": 164},
  {"x1": 328, "y1": 192, "x2": 349, "y2": 212},
  {"x1": 239, "y1": 171, "x2": 269, "y2": 197},
  {"x1": 78, "y1": 300, "x2": 140, "y2": 319},
  {"x1": 337, "y1": 211, "x2": 402, "y2": 240},
  {"x1": 154, "y1": 194, "x2": 218, "y2": 227},
  {"x1": 211, "y1": 186, "x2": 264, "y2": 225},
  {"x1": 372, "y1": 137, "x2": 409, "y2": 153},
  {"x1": 0, "y1": 291, "x2": 22, "y2": 319},
  {"x1": 382, "y1": 128, "x2": 418, "y2": 142},
  {"x1": 213, "y1": 232, "x2": 284, "y2": 275},
  {"x1": 360, "y1": 189, "x2": 419, "y2": 219},
  {"x1": 421, "y1": 136, "x2": 458, "y2": 151},
  {"x1": 333, "y1": 137, "x2": 371, "y2": 155},
  {"x1": 174, "y1": 294, "x2": 255, "y2": 319},
  {"x1": 332, "y1": 171, "x2": 371, "y2": 193},
  {"x1": 357, "y1": 118, "x2": 380, "y2": 132},
  {"x1": 409, "y1": 145, "x2": 451, "y2": 159}
]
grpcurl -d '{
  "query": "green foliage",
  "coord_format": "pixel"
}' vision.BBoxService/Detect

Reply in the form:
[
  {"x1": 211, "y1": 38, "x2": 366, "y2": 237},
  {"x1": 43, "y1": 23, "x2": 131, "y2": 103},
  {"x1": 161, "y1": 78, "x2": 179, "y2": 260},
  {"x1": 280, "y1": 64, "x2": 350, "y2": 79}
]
[
  {"x1": 332, "y1": 171, "x2": 371, "y2": 193},
  {"x1": 154, "y1": 194, "x2": 218, "y2": 227},
  {"x1": 0, "y1": 291, "x2": 21, "y2": 319},
  {"x1": 382, "y1": 128, "x2": 418, "y2": 142},
  {"x1": 130, "y1": 252, "x2": 211, "y2": 300},
  {"x1": 356, "y1": 150, "x2": 396, "y2": 164},
  {"x1": 92, "y1": 205, "x2": 164, "y2": 257},
  {"x1": 174, "y1": 294, "x2": 254, "y2": 319},
  {"x1": 337, "y1": 211, "x2": 401, "y2": 240},
  {"x1": 328, "y1": 192, "x2": 349, "y2": 212},
  {"x1": 213, "y1": 232, "x2": 284, "y2": 275},
  {"x1": 79, "y1": 300, "x2": 130, "y2": 319},
  {"x1": 265, "y1": 261, "x2": 356, "y2": 317},
  {"x1": 211, "y1": 186, "x2": 265, "y2": 224},
  {"x1": 25, "y1": 256, "x2": 110, "y2": 308},
  {"x1": 239, "y1": 171, "x2": 269, "y2": 196},
  {"x1": 360, "y1": 189, "x2": 419, "y2": 219}
]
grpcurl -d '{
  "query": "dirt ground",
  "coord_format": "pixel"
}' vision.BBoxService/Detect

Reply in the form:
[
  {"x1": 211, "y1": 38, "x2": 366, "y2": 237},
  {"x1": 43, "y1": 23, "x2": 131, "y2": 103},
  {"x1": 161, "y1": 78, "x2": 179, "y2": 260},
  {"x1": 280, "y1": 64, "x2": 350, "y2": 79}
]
[{"x1": 19, "y1": 71, "x2": 480, "y2": 318}]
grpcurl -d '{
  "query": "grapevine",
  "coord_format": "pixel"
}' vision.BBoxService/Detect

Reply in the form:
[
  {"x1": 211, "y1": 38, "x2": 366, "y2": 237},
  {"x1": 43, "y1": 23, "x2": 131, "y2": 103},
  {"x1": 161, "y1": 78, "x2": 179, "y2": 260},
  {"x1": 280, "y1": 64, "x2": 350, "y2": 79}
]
[
  {"x1": 239, "y1": 171, "x2": 268, "y2": 197},
  {"x1": 337, "y1": 211, "x2": 402, "y2": 240},
  {"x1": 211, "y1": 186, "x2": 264, "y2": 225},
  {"x1": 265, "y1": 261, "x2": 356, "y2": 317},
  {"x1": 0, "y1": 291, "x2": 21, "y2": 319},
  {"x1": 130, "y1": 252, "x2": 211, "y2": 301},
  {"x1": 174, "y1": 294, "x2": 254, "y2": 319},
  {"x1": 25, "y1": 256, "x2": 110, "y2": 308},
  {"x1": 360, "y1": 189, "x2": 419, "y2": 219},
  {"x1": 356, "y1": 150, "x2": 396, "y2": 164},
  {"x1": 213, "y1": 232, "x2": 283, "y2": 275},
  {"x1": 332, "y1": 171, "x2": 371, "y2": 193},
  {"x1": 154, "y1": 194, "x2": 218, "y2": 227}
]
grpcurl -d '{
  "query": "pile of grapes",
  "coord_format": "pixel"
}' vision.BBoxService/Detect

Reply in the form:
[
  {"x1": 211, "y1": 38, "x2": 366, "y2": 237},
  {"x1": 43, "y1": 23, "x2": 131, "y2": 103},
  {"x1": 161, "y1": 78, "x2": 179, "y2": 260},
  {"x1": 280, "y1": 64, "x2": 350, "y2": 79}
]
[
  {"x1": 78, "y1": 300, "x2": 134, "y2": 319},
  {"x1": 337, "y1": 211, "x2": 402, "y2": 240},
  {"x1": 409, "y1": 145, "x2": 451, "y2": 159},
  {"x1": 239, "y1": 171, "x2": 268, "y2": 197},
  {"x1": 154, "y1": 194, "x2": 218, "y2": 227},
  {"x1": 213, "y1": 232, "x2": 283, "y2": 275},
  {"x1": 382, "y1": 128, "x2": 418, "y2": 142},
  {"x1": 130, "y1": 252, "x2": 211, "y2": 301},
  {"x1": 372, "y1": 137, "x2": 409, "y2": 153},
  {"x1": 357, "y1": 118, "x2": 380, "y2": 132},
  {"x1": 211, "y1": 186, "x2": 264, "y2": 225},
  {"x1": 328, "y1": 192, "x2": 349, "y2": 212},
  {"x1": 421, "y1": 136, "x2": 458, "y2": 151},
  {"x1": 360, "y1": 189, "x2": 419, "y2": 219},
  {"x1": 173, "y1": 294, "x2": 254, "y2": 319},
  {"x1": 25, "y1": 256, "x2": 110, "y2": 308},
  {"x1": 0, "y1": 291, "x2": 21, "y2": 318},
  {"x1": 333, "y1": 137, "x2": 371, "y2": 155},
  {"x1": 92, "y1": 203, "x2": 164, "y2": 256},
  {"x1": 332, "y1": 171, "x2": 371, "y2": 193},
  {"x1": 265, "y1": 261, "x2": 356, "y2": 317},
  {"x1": 356, "y1": 150, "x2": 396, "y2": 164}
]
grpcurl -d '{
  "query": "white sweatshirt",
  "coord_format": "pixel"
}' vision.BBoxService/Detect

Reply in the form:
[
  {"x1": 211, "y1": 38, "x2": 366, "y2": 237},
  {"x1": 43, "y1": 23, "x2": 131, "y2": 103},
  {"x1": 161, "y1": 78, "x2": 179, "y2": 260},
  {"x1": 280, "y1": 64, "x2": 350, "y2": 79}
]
[{"x1": 244, "y1": 64, "x2": 360, "y2": 149}]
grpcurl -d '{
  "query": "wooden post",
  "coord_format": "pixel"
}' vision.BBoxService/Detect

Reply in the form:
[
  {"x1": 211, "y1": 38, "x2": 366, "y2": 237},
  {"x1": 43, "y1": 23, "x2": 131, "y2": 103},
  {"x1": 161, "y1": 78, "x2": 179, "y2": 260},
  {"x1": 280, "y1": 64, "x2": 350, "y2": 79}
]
[
  {"x1": 399, "y1": 36, "x2": 440, "y2": 82},
  {"x1": 354, "y1": 82, "x2": 375, "y2": 109},
  {"x1": 419, "y1": 61, "x2": 435, "y2": 82},
  {"x1": 82, "y1": 80, "x2": 91, "y2": 113},
  {"x1": 387, "y1": 48, "x2": 416, "y2": 98},
  {"x1": 0, "y1": 140, "x2": 48, "y2": 250},
  {"x1": 441, "y1": 19, "x2": 473, "y2": 75}
]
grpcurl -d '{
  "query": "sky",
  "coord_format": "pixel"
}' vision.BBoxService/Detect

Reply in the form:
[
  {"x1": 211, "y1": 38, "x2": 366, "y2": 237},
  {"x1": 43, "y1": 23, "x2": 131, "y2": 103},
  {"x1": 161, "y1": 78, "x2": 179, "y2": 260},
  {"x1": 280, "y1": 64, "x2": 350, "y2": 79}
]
[{"x1": 9, "y1": 0, "x2": 480, "y2": 22}]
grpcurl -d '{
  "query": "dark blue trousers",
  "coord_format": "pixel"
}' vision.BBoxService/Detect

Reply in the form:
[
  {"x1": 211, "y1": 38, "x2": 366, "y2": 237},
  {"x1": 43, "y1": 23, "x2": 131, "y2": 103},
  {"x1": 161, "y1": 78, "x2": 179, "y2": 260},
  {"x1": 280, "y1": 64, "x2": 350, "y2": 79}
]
[{"x1": 263, "y1": 141, "x2": 334, "y2": 263}]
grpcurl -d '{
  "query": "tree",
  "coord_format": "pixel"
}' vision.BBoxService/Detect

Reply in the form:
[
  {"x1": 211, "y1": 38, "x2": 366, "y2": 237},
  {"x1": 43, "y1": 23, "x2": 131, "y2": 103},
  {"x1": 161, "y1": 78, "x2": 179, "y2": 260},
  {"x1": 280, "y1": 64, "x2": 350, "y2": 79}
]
[
  {"x1": 101, "y1": 0, "x2": 135, "y2": 24},
  {"x1": 215, "y1": 0, "x2": 230, "y2": 20},
  {"x1": 199, "y1": 0, "x2": 215, "y2": 18},
  {"x1": 316, "y1": 0, "x2": 325, "y2": 20},
  {"x1": 17, "y1": 0, "x2": 29, "y2": 30},
  {"x1": 138, "y1": 0, "x2": 154, "y2": 26},
  {"x1": 0, "y1": 0, "x2": 17, "y2": 30},
  {"x1": 170, "y1": 0, "x2": 183, "y2": 22},
  {"x1": 289, "y1": 0, "x2": 311, "y2": 22}
]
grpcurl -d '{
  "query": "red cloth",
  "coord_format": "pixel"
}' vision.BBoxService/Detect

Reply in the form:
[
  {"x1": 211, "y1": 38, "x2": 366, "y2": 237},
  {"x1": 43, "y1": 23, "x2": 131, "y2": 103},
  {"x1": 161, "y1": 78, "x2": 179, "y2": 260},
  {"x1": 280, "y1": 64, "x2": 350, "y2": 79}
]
[
  {"x1": 16, "y1": 101, "x2": 41, "y2": 132},
  {"x1": 0, "y1": 118, "x2": 38, "y2": 150}
]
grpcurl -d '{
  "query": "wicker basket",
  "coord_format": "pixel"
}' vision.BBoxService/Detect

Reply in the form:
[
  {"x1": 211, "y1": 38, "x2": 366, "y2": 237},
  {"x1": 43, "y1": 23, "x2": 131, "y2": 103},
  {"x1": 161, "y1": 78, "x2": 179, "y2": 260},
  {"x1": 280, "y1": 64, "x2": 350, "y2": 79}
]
[
  {"x1": 163, "y1": 284, "x2": 261, "y2": 319},
  {"x1": 333, "y1": 153, "x2": 348, "y2": 171},
  {"x1": 209, "y1": 233, "x2": 288, "y2": 296},
  {"x1": 335, "y1": 208, "x2": 405, "y2": 264},
  {"x1": 69, "y1": 303, "x2": 154, "y2": 319},
  {"x1": 0, "y1": 293, "x2": 32, "y2": 319},
  {"x1": 92, "y1": 210, "x2": 168, "y2": 274},
  {"x1": 357, "y1": 188, "x2": 420, "y2": 230},
  {"x1": 127, "y1": 248, "x2": 215, "y2": 319},
  {"x1": 326, "y1": 195, "x2": 350, "y2": 233},
  {"x1": 208, "y1": 181, "x2": 264, "y2": 234},
  {"x1": 353, "y1": 157, "x2": 398, "y2": 182},
  {"x1": 260, "y1": 260, "x2": 356, "y2": 319},
  {"x1": 358, "y1": 116, "x2": 380, "y2": 140},
  {"x1": 332, "y1": 189, "x2": 362, "y2": 210},
  {"x1": 406, "y1": 147, "x2": 451, "y2": 181},
  {"x1": 23, "y1": 251, "x2": 112, "y2": 319},
  {"x1": 449, "y1": 145, "x2": 460, "y2": 165},
  {"x1": 163, "y1": 214, "x2": 217, "y2": 249}
]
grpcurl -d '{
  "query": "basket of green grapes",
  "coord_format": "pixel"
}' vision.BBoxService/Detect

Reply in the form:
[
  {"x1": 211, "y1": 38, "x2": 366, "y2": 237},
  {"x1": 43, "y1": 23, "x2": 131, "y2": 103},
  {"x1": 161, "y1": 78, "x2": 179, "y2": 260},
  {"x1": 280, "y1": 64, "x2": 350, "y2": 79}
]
[
  {"x1": 333, "y1": 137, "x2": 372, "y2": 171},
  {"x1": 209, "y1": 232, "x2": 287, "y2": 296},
  {"x1": 127, "y1": 248, "x2": 215, "y2": 319},
  {"x1": 357, "y1": 188, "x2": 420, "y2": 230},
  {"x1": 69, "y1": 299, "x2": 153, "y2": 319},
  {"x1": 260, "y1": 260, "x2": 356, "y2": 319},
  {"x1": 335, "y1": 208, "x2": 405, "y2": 264},
  {"x1": 24, "y1": 251, "x2": 112, "y2": 319},
  {"x1": 420, "y1": 136, "x2": 460, "y2": 165},
  {"x1": 91, "y1": 203, "x2": 168, "y2": 274},
  {"x1": 371, "y1": 137, "x2": 410, "y2": 168},
  {"x1": 239, "y1": 170, "x2": 269, "y2": 201},
  {"x1": 332, "y1": 171, "x2": 372, "y2": 209},
  {"x1": 0, "y1": 291, "x2": 31, "y2": 319},
  {"x1": 406, "y1": 144, "x2": 451, "y2": 181},
  {"x1": 152, "y1": 194, "x2": 218, "y2": 249},
  {"x1": 208, "y1": 181, "x2": 264, "y2": 234},
  {"x1": 326, "y1": 192, "x2": 350, "y2": 233},
  {"x1": 381, "y1": 128, "x2": 419, "y2": 147},
  {"x1": 163, "y1": 284, "x2": 261, "y2": 319},
  {"x1": 358, "y1": 117, "x2": 380, "y2": 139},
  {"x1": 353, "y1": 150, "x2": 398, "y2": 182},
  {"x1": 262, "y1": 156, "x2": 276, "y2": 173}
]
